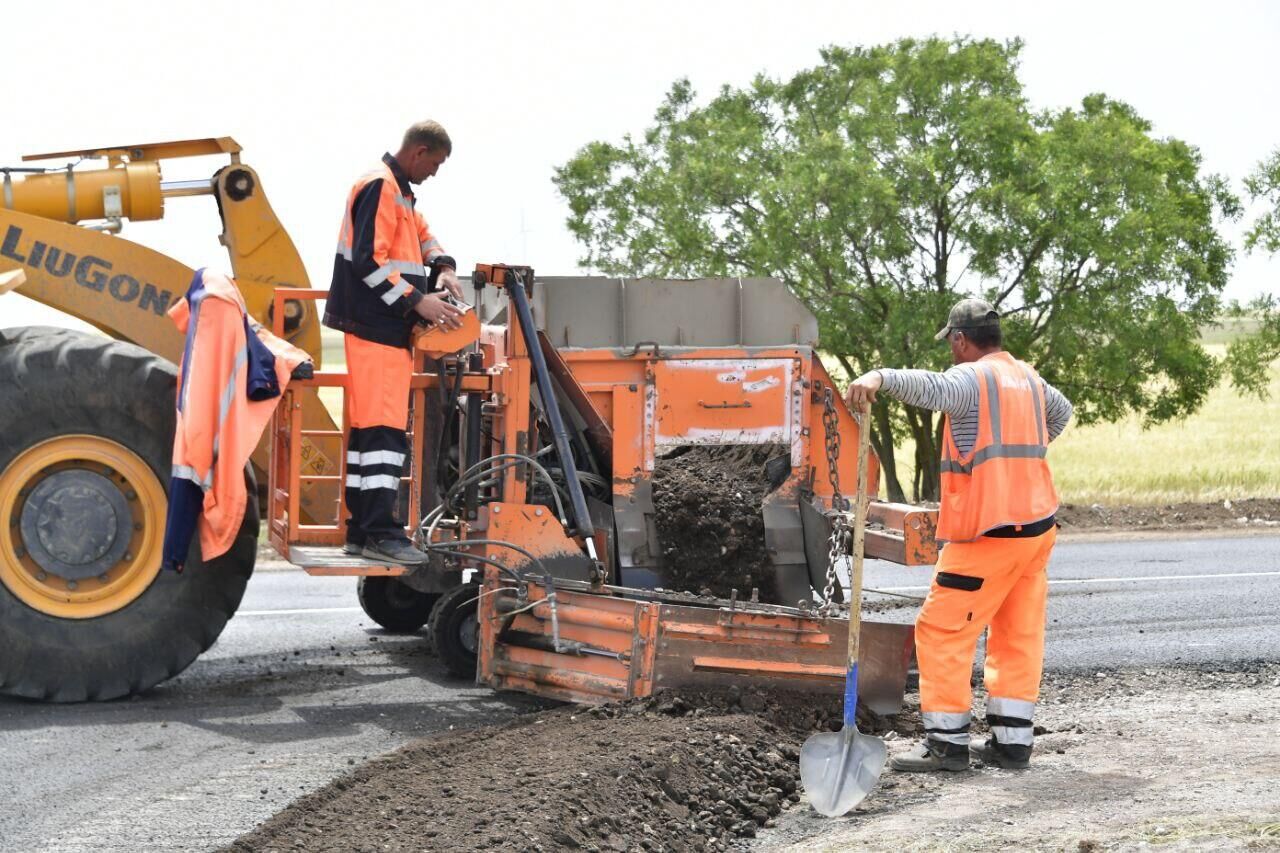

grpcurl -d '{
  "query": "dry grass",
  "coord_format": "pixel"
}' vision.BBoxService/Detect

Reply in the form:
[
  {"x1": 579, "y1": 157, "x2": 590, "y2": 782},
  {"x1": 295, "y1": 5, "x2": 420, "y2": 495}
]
[{"x1": 1050, "y1": 354, "x2": 1280, "y2": 505}]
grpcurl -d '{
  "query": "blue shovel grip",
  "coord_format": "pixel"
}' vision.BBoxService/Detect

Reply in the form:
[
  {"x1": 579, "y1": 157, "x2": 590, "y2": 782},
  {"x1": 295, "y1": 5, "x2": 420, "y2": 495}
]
[{"x1": 843, "y1": 662, "x2": 859, "y2": 727}]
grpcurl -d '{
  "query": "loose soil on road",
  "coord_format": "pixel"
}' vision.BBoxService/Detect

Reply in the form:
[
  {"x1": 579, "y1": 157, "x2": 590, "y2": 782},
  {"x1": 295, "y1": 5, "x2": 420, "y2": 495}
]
[
  {"x1": 1057, "y1": 498, "x2": 1280, "y2": 534},
  {"x1": 226, "y1": 662, "x2": 1280, "y2": 853},
  {"x1": 225, "y1": 686, "x2": 864, "y2": 853}
]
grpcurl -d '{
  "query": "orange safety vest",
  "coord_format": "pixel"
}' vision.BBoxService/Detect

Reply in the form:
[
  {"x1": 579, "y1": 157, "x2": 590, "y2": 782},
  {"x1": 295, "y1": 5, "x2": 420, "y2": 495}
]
[
  {"x1": 936, "y1": 351, "x2": 1058, "y2": 543},
  {"x1": 164, "y1": 269, "x2": 311, "y2": 569},
  {"x1": 323, "y1": 154, "x2": 452, "y2": 348},
  {"x1": 336, "y1": 158, "x2": 446, "y2": 280}
]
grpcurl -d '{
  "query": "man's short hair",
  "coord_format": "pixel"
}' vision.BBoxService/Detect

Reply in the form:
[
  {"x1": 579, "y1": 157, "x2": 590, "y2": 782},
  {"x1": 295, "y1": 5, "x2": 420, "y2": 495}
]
[
  {"x1": 955, "y1": 324, "x2": 1002, "y2": 348},
  {"x1": 403, "y1": 120, "x2": 452, "y2": 155}
]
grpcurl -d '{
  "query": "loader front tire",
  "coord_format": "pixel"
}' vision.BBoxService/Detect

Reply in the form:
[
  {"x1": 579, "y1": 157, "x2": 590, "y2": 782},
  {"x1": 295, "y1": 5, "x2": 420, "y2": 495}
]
[{"x1": 0, "y1": 327, "x2": 258, "y2": 702}]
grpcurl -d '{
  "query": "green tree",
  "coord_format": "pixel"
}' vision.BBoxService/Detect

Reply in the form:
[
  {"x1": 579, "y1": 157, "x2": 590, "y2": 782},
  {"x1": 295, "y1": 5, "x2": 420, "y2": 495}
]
[
  {"x1": 554, "y1": 37, "x2": 1247, "y2": 502},
  {"x1": 1225, "y1": 147, "x2": 1280, "y2": 391},
  {"x1": 1245, "y1": 148, "x2": 1280, "y2": 254}
]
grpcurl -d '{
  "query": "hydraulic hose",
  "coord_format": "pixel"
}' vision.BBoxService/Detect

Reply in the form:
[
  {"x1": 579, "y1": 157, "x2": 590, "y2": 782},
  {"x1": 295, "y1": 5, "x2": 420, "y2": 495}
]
[{"x1": 503, "y1": 270, "x2": 595, "y2": 539}]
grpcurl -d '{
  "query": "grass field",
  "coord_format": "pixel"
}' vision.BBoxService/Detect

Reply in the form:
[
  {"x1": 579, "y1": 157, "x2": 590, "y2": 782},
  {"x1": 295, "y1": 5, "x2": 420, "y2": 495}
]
[{"x1": 1049, "y1": 354, "x2": 1280, "y2": 505}]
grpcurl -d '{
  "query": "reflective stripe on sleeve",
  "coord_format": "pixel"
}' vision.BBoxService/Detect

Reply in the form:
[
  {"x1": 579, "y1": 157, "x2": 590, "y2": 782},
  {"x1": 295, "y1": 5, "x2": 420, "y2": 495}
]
[
  {"x1": 363, "y1": 264, "x2": 393, "y2": 287},
  {"x1": 390, "y1": 259, "x2": 425, "y2": 277},
  {"x1": 347, "y1": 451, "x2": 360, "y2": 464},
  {"x1": 345, "y1": 474, "x2": 362, "y2": 488},
  {"x1": 421, "y1": 238, "x2": 444, "y2": 260},
  {"x1": 380, "y1": 279, "x2": 411, "y2": 305},
  {"x1": 173, "y1": 464, "x2": 213, "y2": 491},
  {"x1": 211, "y1": 346, "x2": 249, "y2": 460}
]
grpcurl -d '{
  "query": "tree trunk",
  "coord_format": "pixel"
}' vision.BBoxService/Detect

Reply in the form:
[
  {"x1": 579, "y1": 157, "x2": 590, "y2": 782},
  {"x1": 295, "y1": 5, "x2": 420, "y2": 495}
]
[
  {"x1": 903, "y1": 408, "x2": 942, "y2": 502},
  {"x1": 869, "y1": 404, "x2": 907, "y2": 503},
  {"x1": 914, "y1": 411, "x2": 942, "y2": 502}
]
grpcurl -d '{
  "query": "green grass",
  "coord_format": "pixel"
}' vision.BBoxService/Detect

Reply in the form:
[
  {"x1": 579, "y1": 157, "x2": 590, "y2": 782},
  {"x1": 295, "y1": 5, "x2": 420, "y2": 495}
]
[
  {"x1": 1051, "y1": 324, "x2": 1279, "y2": 504},
  {"x1": 1050, "y1": 356, "x2": 1280, "y2": 505}
]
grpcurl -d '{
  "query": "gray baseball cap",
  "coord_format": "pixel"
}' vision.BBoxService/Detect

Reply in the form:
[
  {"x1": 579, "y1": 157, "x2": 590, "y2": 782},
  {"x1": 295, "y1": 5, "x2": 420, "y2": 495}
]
[{"x1": 935, "y1": 298, "x2": 1000, "y2": 341}]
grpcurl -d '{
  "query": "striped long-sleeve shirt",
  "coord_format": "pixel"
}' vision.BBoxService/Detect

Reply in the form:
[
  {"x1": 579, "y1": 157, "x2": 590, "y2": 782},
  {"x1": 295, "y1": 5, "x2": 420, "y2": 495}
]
[{"x1": 878, "y1": 360, "x2": 1073, "y2": 456}]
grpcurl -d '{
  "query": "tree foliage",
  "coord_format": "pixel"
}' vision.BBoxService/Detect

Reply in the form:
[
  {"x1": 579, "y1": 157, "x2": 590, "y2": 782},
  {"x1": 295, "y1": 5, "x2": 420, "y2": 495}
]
[
  {"x1": 1226, "y1": 147, "x2": 1280, "y2": 392},
  {"x1": 554, "y1": 37, "x2": 1249, "y2": 502},
  {"x1": 1245, "y1": 148, "x2": 1280, "y2": 254}
]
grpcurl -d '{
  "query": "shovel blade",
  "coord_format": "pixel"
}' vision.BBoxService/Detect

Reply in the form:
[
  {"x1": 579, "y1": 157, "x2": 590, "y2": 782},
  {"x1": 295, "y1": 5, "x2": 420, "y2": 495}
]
[{"x1": 799, "y1": 726, "x2": 887, "y2": 817}]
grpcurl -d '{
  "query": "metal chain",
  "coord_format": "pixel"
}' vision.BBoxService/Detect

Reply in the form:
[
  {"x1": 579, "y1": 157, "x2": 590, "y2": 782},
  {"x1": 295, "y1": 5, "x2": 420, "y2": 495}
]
[{"x1": 819, "y1": 387, "x2": 850, "y2": 614}]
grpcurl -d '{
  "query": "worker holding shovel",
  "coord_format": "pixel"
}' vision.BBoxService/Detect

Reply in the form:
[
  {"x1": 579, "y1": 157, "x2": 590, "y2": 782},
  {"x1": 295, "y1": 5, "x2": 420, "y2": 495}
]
[{"x1": 845, "y1": 299, "x2": 1073, "y2": 772}]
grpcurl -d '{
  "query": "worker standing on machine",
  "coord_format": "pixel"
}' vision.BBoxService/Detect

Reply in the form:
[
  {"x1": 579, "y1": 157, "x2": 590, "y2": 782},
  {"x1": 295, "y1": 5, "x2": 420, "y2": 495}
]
[
  {"x1": 844, "y1": 299, "x2": 1073, "y2": 772},
  {"x1": 323, "y1": 121, "x2": 466, "y2": 566}
]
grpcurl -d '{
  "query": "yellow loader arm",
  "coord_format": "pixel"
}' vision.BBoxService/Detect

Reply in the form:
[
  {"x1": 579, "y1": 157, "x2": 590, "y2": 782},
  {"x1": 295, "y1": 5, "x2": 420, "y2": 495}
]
[{"x1": 0, "y1": 137, "x2": 339, "y2": 520}]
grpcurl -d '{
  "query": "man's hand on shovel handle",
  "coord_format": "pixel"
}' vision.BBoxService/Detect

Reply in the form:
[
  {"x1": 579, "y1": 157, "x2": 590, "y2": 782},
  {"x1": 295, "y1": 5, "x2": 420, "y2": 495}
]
[{"x1": 845, "y1": 371, "x2": 883, "y2": 409}]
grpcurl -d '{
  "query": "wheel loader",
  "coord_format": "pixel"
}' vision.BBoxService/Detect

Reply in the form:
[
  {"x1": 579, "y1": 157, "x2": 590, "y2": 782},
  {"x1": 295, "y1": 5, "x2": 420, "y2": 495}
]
[{"x1": 0, "y1": 138, "x2": 937, "y2": 707}]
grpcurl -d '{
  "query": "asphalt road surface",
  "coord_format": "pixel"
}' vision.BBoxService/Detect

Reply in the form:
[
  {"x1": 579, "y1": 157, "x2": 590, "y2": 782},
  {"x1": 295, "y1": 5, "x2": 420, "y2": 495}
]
[
  {"x1": 861, "y1": 532, "x2": 1280, "y2": 669},
  {"x1": 1, "y1": 533, "x2": 1277, "y2": 852}
]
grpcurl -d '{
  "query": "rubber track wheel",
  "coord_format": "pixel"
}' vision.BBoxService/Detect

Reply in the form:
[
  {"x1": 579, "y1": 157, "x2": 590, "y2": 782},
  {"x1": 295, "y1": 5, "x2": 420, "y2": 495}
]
[
  {"x1": 429, "y1": 582, "x2": 480, "y2": 678},
  {"x1": 0, "y1": 327, "x2": 258, "y2": 702},
  {"x1": 356, "y1": 576, "x2": 440, "y2": 633}
]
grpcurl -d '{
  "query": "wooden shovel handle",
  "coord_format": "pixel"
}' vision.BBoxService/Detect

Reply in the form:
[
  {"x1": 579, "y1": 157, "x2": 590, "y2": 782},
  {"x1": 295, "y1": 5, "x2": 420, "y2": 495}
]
[{"x1": 846, "y1": 406, "x2": 871, "y2": 673}]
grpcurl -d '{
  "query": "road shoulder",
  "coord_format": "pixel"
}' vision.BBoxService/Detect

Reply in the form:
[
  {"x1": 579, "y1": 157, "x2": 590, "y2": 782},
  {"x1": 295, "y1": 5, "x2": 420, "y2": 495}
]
[{"x1": 760, "y1": 663, "x2": 1280, "y2": 851}]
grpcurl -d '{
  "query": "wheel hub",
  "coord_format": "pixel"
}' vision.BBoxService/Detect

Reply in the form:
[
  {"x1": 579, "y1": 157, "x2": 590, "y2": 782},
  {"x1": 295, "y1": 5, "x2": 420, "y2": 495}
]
[
  {"x1": 21, "y1": 470, "x2": 132, "y2": 580},
  {"x1": 460, "y1": 611, "x2": 479, "y2": 655},
  {"x1": 0, "y1": 435, "x2": 165, "y2": 619}
]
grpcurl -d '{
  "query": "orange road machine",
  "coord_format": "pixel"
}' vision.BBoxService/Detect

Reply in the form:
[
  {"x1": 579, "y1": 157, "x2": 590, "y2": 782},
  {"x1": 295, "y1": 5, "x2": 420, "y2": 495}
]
[{"x1": 268, "y1": 264, "x2": 938, "y2": 712}]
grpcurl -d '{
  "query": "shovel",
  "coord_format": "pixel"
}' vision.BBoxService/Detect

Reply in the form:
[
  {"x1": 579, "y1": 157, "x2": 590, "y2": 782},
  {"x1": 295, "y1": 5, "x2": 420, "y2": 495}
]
[{"x1": 799, "y1": 406, "x2": 886, "y2": 816}]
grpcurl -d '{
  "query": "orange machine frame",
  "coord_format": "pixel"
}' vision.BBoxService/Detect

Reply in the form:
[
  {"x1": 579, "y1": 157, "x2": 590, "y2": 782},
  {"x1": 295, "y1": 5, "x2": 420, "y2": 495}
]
[{"x1": 266, "y1": 269, "x2": 934, "y2": 706}]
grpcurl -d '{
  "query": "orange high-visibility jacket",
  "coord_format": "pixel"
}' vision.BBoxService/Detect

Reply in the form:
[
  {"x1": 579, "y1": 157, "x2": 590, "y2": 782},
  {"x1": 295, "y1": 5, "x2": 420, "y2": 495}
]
[
  {"x1": 937, "y1": 351, "x2": 1059, "y2": 543},
  {"x1": 162, "y1": 269, "x2": 311, "y2": 571},
  {"x1": 322, "y1": 153, "x2": 454, "y2": 348}
]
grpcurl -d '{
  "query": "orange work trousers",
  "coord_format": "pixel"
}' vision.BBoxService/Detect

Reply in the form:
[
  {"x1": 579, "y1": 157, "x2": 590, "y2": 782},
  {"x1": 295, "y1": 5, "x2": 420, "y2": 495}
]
[
  {"x1": 343, "y1": 335, "x2": 414, "y2": 543},
  {"x1": 915, "y1": 527, "x2": 1056, "y2": 745}
]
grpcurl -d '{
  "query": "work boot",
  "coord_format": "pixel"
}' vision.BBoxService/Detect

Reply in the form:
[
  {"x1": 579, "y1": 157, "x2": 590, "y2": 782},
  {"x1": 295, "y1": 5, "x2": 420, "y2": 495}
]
[
  {"x1": 342, "y1": 540, "x2": 364, "y2": 556},
  {"x1": 888, "y1": 739, "x2": 969, "y2": 772},
  {"x1": 362, "y1": 538, "x2": 428, "y2": 567},
  {"x1": 970, "y1": 735, "x2": 1032, "y2": 769}
]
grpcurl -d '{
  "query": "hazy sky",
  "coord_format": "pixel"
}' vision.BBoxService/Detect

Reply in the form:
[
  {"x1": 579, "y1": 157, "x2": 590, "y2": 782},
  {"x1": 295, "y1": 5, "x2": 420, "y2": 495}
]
[{"x1": 3, "y1": 0, "x2": 1276, "y2": 331}]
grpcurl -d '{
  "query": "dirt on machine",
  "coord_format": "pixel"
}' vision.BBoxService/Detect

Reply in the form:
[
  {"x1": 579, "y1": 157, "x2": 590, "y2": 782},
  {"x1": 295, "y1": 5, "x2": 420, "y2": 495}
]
[{"x1": 0, "y1": 137, "x2": 939, "y2": 713}]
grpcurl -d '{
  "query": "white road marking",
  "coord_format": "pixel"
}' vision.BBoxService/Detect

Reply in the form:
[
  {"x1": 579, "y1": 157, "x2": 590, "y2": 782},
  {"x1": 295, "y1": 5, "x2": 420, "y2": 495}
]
[
  {"x1": 871, "y1": 570, "x2": 1280, "y2": 594},
  {"x1": 237, "y1": 606, "x2": 364, "y2": 616}
]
